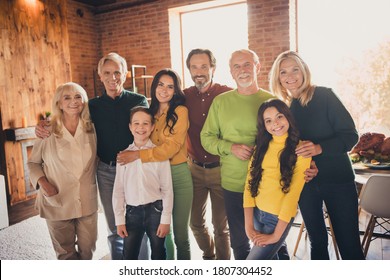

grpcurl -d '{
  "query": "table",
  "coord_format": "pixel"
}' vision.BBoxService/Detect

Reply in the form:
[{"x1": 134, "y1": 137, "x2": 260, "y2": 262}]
[{"x1": 354, "y1": 162, "x2": 390, "y2": 186}]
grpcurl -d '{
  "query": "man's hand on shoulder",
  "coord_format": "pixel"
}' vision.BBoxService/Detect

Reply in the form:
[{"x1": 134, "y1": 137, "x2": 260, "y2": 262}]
[{"x1": 35, "y1": 120, "x2": 51, "y2": 139}]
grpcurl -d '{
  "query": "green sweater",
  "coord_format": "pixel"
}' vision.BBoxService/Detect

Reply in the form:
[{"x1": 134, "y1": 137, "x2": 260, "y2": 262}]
[
  {"x1": 290, "y1": 86, "x2": 358, "y2": 184},
  {"x1": 200, "y1": 89, "x2": 273, "y2": 192}
]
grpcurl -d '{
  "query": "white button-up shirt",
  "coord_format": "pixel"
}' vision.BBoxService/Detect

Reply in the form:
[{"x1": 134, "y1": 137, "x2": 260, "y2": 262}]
[{"x1": 112, "y1": 139, "x2": 173, "y2": 225}]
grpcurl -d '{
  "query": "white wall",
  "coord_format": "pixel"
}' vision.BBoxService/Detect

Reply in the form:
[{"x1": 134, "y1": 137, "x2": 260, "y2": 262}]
[{"x1": 0, "y1": 175, "x2": 9, "y2": 229}]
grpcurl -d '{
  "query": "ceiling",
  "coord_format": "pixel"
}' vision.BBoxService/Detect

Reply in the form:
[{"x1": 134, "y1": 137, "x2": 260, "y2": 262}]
[
  {"x1": 72, "y1": 0, "x2": 117, "y2": 7},
  {"x1": 72, "y1": 0, "x2": 158, "y2": 13}
]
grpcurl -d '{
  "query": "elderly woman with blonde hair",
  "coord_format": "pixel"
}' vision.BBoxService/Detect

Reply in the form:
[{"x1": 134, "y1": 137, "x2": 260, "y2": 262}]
[{"x1": 28, "y1": 82, "x2": 98, "y2": 260}]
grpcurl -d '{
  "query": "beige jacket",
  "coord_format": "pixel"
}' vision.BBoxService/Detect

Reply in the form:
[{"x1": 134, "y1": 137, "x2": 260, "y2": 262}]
[{"x1": 28, "y1": 122, "x2": 98, "y2": 221}]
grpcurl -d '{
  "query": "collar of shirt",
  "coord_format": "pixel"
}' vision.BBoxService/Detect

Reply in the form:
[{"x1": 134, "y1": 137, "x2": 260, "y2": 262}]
[
  {"x1": 128, "y1": 139, "x2": 155, "y2": 151},
  {"x1": 101, "y1": 90, "x2": 124, "y2": 102},
  {"x1": 155, "y1": 106, "x2": 168, "y2": 120}
]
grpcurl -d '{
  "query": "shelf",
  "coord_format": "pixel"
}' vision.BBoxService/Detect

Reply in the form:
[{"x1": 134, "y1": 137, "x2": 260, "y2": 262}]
[
  {"x1": 134, "y1": 75, "x2": 154, "y2": 79},
  {"x1": 131, "y1": 65, "x2": 153, "y2": 97}
]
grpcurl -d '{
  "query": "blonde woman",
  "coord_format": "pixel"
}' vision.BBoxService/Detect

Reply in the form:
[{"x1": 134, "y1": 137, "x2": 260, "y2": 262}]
[
  {"x1": 269, "y1": 51, "x2": 364, "y2": 260},
  {"x1": 28, "y1": 82, "x2": 98, "y2": 260}
]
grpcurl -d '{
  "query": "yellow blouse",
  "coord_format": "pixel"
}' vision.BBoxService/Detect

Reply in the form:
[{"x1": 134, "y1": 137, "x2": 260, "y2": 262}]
[
  {"x1": 140, "y1": 105, "x2": 189, "y2": 165},
  {"x1": 243, "y1": 134, "x2": 311, "y2": 222}
]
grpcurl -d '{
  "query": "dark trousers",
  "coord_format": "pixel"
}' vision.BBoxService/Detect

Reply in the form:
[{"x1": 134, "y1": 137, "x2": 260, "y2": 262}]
[
  {"x1": 223, "y1": 189, "x2": 250, "y2": 260},
  {"x1": 123, "y1": 200, "x2": 166, "y2": 260},
  {"x1": 298, "y1": 181, "x2": 365, "y2": 260}
]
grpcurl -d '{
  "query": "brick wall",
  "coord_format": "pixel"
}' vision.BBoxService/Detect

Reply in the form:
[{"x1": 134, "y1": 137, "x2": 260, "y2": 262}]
[
  {"x1": 67, "y1": 0, "x2": 293, "y2": 94},
  {"x1": 248, "y1": 0, "x2": 291, "y2": 88},
  {"x1": 66, "y1": 1, "x2": 101, "y2": 97}
]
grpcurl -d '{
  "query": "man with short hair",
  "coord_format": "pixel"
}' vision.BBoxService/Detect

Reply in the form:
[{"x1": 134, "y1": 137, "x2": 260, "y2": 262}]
[
  {"x1": 201, "y1": 49, "x2": 282, "y2": 260},
  {"x1": 89, "y1": 53, "x2": 149, "y2": 260},
  {"x1": 184, "y1": 49, "x2": 231, "y2": 260}
]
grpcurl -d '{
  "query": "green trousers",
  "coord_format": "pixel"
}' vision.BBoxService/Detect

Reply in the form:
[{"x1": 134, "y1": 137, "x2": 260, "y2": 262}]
[{"x1": 165, "y1": 162, "x2": 194, "y2": 260}]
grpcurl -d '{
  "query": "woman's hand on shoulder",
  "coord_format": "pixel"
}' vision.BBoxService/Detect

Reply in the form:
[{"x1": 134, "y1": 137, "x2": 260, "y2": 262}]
[
  {"x1": 296, "y1": 141, "x2": 322, "y2": 158},
  {"x1": 117, "y1": 150, "x2": 140, "y2": 165}
]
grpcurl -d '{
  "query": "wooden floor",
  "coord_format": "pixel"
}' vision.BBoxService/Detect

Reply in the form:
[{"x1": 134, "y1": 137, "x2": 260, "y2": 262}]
[{"x1": 6, "y1": 198, "x2": 390, "y2": 260}]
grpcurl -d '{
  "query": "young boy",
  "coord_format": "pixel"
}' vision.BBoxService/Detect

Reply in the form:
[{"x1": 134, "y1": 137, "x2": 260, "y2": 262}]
[{"x1": 112, "y1": 107, "x2": 173, "y2": 260}]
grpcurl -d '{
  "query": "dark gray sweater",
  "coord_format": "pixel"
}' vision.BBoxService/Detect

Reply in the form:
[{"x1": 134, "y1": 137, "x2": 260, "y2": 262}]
[{"x1": 290, "y1": 86, "x2": 358, "y2": 184}]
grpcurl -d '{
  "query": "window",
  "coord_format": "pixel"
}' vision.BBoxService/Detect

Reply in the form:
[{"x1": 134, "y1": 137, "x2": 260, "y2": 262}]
[
  {"x1": 297, "y1": 0, "x2": 390, "y2": 135},
  {"x1": 169, "y1": 1, "x2": 248, "y2": 88}
]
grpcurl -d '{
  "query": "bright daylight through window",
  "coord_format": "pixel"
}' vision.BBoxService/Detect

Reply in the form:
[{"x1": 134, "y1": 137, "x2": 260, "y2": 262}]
[
  {"x1": 179, "y1": 1, "x2": 248, "y2": 88},
  {"x1": 298, "y1": 0, "x2": 390, "y2": 135}
]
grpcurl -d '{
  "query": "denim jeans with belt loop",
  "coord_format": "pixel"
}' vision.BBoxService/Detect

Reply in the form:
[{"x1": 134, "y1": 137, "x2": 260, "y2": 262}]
[
  {"x1": 123, "y1": 200, "x2": 166, "y2": 260},
  {"x1": 246, "y1": 208, "x2": 293, "y2": 260}
]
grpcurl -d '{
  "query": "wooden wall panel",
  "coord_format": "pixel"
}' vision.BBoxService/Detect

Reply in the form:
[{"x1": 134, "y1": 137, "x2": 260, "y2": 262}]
[
  {"x1": 4, "y1": 141, "x2": 25, "y2": 203},
  {"x1": 0, "y1": 0, "x2": 71, "y2": 204},
  {"x1": 0, "y1": 0, "x2": 70, "y2": 130}
]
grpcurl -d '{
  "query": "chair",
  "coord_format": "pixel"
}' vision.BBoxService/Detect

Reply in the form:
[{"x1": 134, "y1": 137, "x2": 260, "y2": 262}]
[
  {"x1": 359, "y1": 175, "x2": 390, "y2": 257},
  {"x1": 293, "y1": 207, "x2": 340, "y2": 259}
]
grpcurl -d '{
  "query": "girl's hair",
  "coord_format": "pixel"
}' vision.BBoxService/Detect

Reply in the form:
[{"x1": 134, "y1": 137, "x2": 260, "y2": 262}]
[
  {"x1": 130, "y1": 106, "x2": 154, "y2": 124},
  {"x1": 149, "y1": 69, "x2": 186, "y2": 134},
  {"x1": 51, "y1": 82, "x2": 93, "y2": 137},
  {"x1": 269, "y1": 50, "x2": 315, "y2": 106},
  {"x1": 248, "y1": 99, "x2": 300, "y2": 197}
]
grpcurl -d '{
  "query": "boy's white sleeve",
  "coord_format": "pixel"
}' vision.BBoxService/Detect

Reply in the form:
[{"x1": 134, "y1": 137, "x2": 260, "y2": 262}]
[
  {"x1": 158, "y1": 160, "x2": 173, "y2": 225},
  {"x1": 112, "y1": 164, "x2": 126, "y2": 226}
]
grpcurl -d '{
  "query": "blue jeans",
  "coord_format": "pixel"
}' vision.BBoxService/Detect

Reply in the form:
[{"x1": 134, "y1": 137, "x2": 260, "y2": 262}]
[
  {"x1": 246, "y1": 209, "x2": 293, "y2": 260},
  {"x1": 97, "y1": 161, "x2": 149, "y2": 260},
  {"x1": 298, "y1": 181, "x2": 365, "y2": 260},
  {"x1": 123, "y1": 200, "x2": 166, "y2": 260},
  {"x1": 222, "y1": 189, "x2": 251, "y2": 260}
]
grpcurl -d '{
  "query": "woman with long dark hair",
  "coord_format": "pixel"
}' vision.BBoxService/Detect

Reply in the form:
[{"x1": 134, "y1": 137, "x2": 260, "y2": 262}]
[
  {"x1": 117, "y1": 69, "x2": 193, "y2": 260},
  {"x1": 244, "y1": 99, "x2": 311, "y2": 259}
]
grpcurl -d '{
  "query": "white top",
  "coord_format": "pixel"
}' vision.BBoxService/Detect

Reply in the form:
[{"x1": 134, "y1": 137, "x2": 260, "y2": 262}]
[
  {"x1": 112, "y1": 139, "x2": 173, "y2": 225},
  {"x1": 28, "y1": 122, "x2": 98, "y2": 220}
]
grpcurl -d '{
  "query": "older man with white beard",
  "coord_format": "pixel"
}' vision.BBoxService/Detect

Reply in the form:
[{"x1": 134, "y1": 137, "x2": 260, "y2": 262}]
[{"x1": 201, "y1": 49, "x2": 274, "y2": 260}]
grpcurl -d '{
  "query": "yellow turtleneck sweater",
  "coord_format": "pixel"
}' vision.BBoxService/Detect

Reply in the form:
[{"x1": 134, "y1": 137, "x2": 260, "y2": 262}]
[{"x1": 243, "y1": 133, "x2": 311, "y2": 222}]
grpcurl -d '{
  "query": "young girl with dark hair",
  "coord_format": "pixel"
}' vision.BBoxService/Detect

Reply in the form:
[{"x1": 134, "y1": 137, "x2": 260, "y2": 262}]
[
  {"x1": 117, "y1": 69, "x2": 193, "y2": 260},
  {"x1": 243, "y1": 99, "x2": 311, "y2": 260}
]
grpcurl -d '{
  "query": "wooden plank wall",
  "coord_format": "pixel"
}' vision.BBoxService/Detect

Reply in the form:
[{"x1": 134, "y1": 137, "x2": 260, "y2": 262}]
[{"x1": 0, "y1": 0, "x2": 71, "y2": 205}]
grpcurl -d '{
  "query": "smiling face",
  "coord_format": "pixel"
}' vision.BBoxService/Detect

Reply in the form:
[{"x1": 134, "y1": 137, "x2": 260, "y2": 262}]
[
  {"x1": 99, "y1": 59, "x2": 125, "y2": 98},
  {"x1": 59, "y1": 90, "x2": 85, "y2": 117},
  {"x1": 230, "y1": 51, "x2": 260, "y2": 89},
  {"x1": 129, "y1": 111, "x2": 154, "y2": 147},
  {"x1": 263, "y1": 106, "x2": 290, "y2": 137},
  {"x1": 189, "y1": 53, "x2": 215, "y2": 91},
  {"x1": 155, "y1": 74, "x2": 175, "y2": 107},
  {"x1": 279, "y1": 58, "x2": 304, "y2": 98}
]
